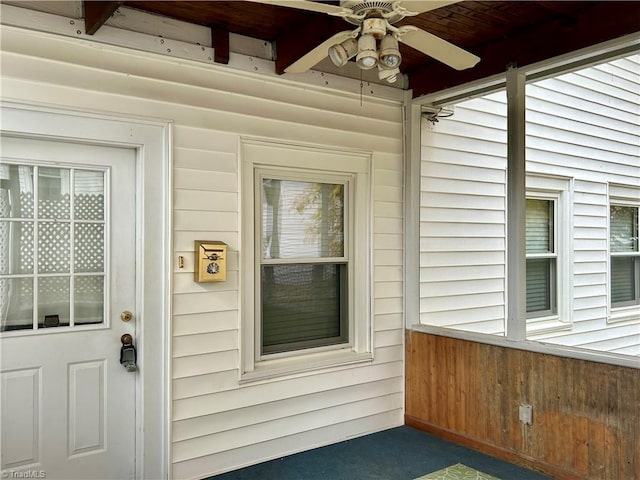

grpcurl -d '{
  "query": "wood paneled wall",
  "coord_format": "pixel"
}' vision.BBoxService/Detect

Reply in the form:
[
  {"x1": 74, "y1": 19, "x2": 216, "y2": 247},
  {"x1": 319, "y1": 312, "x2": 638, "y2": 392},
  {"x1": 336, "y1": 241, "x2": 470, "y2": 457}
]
[{"x1": 405, "y1": 330, "x2": 640, "y2": 480}]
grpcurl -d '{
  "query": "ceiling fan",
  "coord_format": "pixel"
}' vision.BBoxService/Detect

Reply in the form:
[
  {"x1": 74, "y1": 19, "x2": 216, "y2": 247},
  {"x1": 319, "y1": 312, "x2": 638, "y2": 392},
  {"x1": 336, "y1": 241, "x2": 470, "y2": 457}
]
[{"x1": 250, "y1": 0, "x2": 481, "y2": 83}]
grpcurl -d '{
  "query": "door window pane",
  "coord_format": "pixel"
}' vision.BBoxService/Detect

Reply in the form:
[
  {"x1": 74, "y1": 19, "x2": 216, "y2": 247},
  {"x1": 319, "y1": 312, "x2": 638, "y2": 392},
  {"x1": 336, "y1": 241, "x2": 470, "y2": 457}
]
[
  {"x1": 38, "y1": 221, "x2": 70, "y2": 273},
  {"x1": 38, "y1": 276, "x2": 70, "y2": 327},
  {"x1": 75, "y1": 223, "x2": 104, "y2": 273},
  {"x1": 0, "y1": 278, "x2": 34, "y2": 331},
  {"x1": 75, "y1": 170, "x2": 105, "y2": 221},
  {"x1": 38, "y1": 167, "x2": 70, "y2": 219},
  {"x1": 262, "y1": 179, "x2": 344, "y2": 259},
  {"x1": 0, "y1": 164, "x2": 34, "y2": 218},
  {"x1": 0, "y1": 221, "x2": 34, "y2": 275},
  {"x1": 74, "y1": 275, "x2": 104, "y2": 325}
]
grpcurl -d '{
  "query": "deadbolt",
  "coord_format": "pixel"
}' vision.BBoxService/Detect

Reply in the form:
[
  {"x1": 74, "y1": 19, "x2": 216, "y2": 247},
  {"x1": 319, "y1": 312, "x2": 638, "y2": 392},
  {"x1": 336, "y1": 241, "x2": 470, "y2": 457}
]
[{"x1": 121, "y1": 311, "x2": 133, "y2": 322}]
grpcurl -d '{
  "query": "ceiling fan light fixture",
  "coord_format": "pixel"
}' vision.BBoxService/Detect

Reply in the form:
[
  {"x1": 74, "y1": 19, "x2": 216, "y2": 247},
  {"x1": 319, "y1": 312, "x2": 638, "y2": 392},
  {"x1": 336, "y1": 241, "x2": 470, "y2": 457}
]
[
  {"x1": 360, "y1": 17, "x2": 387, "y2": 39},
  {"x1": 328, "y1": 37, "x2": 358, "y2": 67},
  {"x1": 378, "y1": 34, "x2": 401, "y2": 68},
  {"x1": 378, "y1": 64, "x2": 400, "y2": 83},
  {"x1": 356, "y1": 33, "x2": 378, "y2": 70}
]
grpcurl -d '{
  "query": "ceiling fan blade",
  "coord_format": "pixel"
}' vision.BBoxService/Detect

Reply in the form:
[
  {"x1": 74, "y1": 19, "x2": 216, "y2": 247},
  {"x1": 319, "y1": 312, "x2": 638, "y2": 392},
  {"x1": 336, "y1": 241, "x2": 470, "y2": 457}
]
[
  {"x1": 284, "y1": 30, "x2": 354, "y2": 73},
  {"x1": 399, "y1": 28, "x2": 480, "y2": 70},
  {"x1": 246, "y1": 0, "x2": 347, "y2": 15},
  {"x1": 401, "y1": 0, "x2": 462, "y2": 14}
]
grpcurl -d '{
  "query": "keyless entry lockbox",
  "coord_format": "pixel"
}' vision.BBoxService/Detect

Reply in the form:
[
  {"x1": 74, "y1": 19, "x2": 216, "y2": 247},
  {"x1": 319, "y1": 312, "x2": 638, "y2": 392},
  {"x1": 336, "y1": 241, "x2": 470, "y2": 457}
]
[{"x1": 195, "y1": 241, "x2": 227, "y2": 282}]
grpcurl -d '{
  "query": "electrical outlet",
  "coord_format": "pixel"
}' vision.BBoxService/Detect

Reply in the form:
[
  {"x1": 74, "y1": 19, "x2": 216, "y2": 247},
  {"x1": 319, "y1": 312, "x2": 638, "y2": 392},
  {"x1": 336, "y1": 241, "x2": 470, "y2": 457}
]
[{"x1": 519, "y1": 404, "x2": 533, "y2": 425}]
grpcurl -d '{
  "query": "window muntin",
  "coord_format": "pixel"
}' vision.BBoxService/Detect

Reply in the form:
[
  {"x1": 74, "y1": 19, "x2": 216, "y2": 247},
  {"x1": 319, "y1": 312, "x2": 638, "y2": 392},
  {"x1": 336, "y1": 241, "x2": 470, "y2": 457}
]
[
  {"x1": 610, "y1": 204, "x2": 639, "y2": 308},
  {"x1": 257, "y1": 173, "x2": 351, "y2": 357},
  {"x1": 0, "y1": 163, "x2": 107, "y2": 331},
  {"x1": 526, "y1": 198, "x2": 557, "y2": 317}
]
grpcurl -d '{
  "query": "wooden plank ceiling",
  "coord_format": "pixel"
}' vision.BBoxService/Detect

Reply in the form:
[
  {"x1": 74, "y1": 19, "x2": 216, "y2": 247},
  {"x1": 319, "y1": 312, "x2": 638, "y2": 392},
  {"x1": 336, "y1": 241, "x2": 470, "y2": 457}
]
[{"x1": 84, "y1": 1, "x2": 640, "y2": 98}]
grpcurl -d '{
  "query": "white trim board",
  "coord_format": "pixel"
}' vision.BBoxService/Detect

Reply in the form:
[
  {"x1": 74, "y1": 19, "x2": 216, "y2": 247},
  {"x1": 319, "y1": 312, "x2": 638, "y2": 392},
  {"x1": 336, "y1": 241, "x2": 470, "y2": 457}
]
[{"x1": 0, "y1": 101, "x2": 173, "y2": 479}]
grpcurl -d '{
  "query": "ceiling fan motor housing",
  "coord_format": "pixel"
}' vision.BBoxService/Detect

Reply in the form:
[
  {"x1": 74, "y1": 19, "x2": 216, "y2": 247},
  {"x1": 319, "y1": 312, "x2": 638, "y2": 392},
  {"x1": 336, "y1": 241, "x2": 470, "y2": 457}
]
[{"x1": 341, "y1": 1, "x2": 402, "y2": 25}]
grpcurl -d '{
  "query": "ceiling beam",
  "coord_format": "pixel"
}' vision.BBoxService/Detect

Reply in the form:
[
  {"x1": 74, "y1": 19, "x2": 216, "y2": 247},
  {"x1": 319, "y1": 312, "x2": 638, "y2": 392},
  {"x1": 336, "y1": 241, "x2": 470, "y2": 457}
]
[
  {"x1": 409, "y1": 1, "x2": 640, "y2": 98},
  {"x1": 84, "y1": 1, "x2": 122, "y2": 35},
  {"x1": 274, "y1": 15, "x2": 346, "y2": 75},
  {"x1": 211, "y1": 24, "x2": 230, "y2": 65}
]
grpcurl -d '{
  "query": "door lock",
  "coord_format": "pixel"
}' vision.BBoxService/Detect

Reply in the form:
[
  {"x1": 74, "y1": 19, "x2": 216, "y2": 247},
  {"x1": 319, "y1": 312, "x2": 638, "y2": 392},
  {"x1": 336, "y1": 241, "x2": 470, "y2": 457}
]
[
  {"x1": 121, "y1": 311, "x2": 133, "y2": 322},
  {"x1": 120, "y1": 334, "x2": 138, "y2": 372}
]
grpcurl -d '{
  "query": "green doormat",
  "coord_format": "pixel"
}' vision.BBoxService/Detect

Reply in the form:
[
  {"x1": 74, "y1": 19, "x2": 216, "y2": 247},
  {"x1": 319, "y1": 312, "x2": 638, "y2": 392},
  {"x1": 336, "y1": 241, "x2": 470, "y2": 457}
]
[{"x1": 414, "y1": 463, "x2": 501, "y2": 480}]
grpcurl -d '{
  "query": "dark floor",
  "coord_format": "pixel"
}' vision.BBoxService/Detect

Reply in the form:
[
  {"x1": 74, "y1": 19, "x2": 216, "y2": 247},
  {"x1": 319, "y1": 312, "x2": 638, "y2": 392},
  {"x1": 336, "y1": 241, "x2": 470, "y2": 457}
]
[{"x1": 210, "y1": 426, "x2": 552, "y2": 480}]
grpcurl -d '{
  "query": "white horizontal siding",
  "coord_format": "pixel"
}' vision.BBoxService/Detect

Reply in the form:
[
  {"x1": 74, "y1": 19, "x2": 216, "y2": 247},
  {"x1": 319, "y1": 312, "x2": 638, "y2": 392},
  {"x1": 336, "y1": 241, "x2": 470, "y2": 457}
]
[
  {"x1": 172, "y1": 411, "x2": 400, "y2": 479},
  {"x1": 0, "y1": 26, "x2": 404, "y2": 479},
  {"x1": 420, "y1": 92, "x2": 507, "y2": 335},
  {"x1": 527, "y1": 58, "x2": 639, "y2": 353},
  {"x1": 421, "y1": 55, "x2": 639, "y2": 353}
]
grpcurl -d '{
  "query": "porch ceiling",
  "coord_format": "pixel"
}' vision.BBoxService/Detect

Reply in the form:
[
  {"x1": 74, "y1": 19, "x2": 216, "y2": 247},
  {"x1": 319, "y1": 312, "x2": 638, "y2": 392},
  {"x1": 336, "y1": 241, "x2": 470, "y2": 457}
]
[{"x1": 21, "y1": 1, "x2": 640, "y2": 98}]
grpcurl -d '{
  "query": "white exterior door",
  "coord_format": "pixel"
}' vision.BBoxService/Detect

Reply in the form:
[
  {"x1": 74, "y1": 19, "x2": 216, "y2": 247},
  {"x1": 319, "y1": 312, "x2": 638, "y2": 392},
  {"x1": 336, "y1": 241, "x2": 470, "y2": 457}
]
[{"x1": 1, "y1": 136, "x2": 138, "y2": 479}]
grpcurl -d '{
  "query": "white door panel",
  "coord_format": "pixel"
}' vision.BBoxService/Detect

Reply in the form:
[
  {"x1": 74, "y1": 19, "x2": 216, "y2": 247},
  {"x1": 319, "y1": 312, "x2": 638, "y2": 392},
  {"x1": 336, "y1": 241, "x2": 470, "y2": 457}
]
[{"x1": 1, "y1": 136, "x2": 137, "y2": 479}]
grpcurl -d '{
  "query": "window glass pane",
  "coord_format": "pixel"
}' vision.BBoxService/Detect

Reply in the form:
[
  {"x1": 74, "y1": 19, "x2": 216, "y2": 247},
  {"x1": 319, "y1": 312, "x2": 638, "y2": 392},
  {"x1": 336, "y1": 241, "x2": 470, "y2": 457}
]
[
  {"x1": 0, "y1": 164, "x2": 34, "y2": 218},
  {"x1": 261, "y1": 263, "x2": 347, "y2": 354},
  {"x1": 0, "y1": 278, "x2": 34, "y2": 331},
  {"x1": 0, "y1": 221, "x2": 34, "y2": 274},
  {"x1": 262, "y1": 179, "x2": 344, "y2": 259},
  {"x1": 38, "y1": 221, "x2": 70, "y2": 273},
  {"x1": 75, "y1": 170, "x2": 105, "y2": 221},
  {"x1": 38, "y1": 167, "x2": 70, "y2": 219},
  {"x1": 75, "y1": 223, "x2": 104, "y2": 273},
  {"x1": 526, "y1": 258, "x2": 554, "y2": 313},
  {"x1": 74, "y1": 275, "x2": 104, "y2": 325},
  {"x1": 610, "y1": 205, "x2": 638, "y2": 253},
  {"x1": 611, "y1": 257, "x2": 637, "y2": 305},
  {"x1": 38, "y1": 276, "x2": 70, "y2": 327},
  {"x1": 526, "y1": 199, "x2": 553, "y2": 254}
]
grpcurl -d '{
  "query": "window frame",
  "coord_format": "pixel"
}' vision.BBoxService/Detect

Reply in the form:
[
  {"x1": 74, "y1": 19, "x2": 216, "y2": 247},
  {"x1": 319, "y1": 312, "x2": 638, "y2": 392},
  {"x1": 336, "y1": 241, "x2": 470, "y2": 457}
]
[
  {"x1": 241, "y1": 139, "x2": 373, "y2": 382},
  {"x1": 525, "y1": 195, "x2": 558, "y2": 319},
  {"x1": 525, "y1": 177, "x2": 573, "y2": 335},
  {"x1": 254, "y1": 168, "x2": 353, "y2": 360},
  {"x1": 608, "y1": 192, "x2": 640, "y2": 322}
]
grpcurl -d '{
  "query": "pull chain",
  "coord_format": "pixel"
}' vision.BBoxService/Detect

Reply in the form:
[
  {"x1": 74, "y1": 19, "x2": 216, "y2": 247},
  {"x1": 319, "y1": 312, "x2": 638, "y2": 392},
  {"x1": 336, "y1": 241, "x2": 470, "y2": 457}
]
[{"x1": 360, "y1": 69, "x2": 363, "y2": 107}]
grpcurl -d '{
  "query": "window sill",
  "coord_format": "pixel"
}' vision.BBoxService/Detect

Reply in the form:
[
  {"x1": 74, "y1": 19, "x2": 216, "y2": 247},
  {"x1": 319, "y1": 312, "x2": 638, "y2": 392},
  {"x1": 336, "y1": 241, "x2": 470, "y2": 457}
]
[
  {"x1": 608, "y1": 306, "x2": 640, "y2": 324},
  {"x1": 240, "y1": 349, "x2": 373, "y2": 384},
  {"x1": 526, "y1": 316, "x2": 572, "y2": 336}
]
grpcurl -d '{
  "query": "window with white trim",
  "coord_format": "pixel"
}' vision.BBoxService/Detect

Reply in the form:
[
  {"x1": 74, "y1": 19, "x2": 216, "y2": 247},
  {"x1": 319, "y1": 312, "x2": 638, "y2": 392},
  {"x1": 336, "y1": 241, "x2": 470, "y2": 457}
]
[
  {"x1": 526, "y1": 197, "x2": 557, "y2": 318},
  {"x1": 259, "y1": 174, "x2": 348, "y2": 354},
  {"x1": 241, "y1": 140, "x2": 372, "y2": 380},
  {"x1": 610, "y1": 203, "x2": 639, "y2": 309}
]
